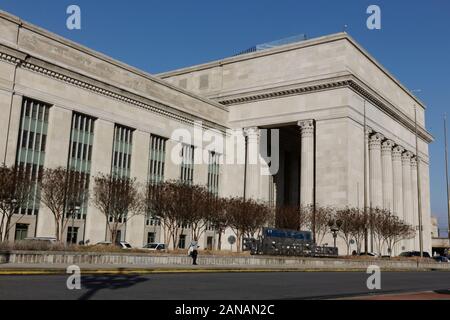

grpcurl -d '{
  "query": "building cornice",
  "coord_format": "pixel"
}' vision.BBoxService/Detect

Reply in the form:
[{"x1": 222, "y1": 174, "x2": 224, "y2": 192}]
[
  {"x1": 158, "y1": 33, "x2": 426, "y2": 110},
  {"x1": 0, "y1": 46, "x2": 229, "y2": 134},
  {"x1": 212, "y1": 75, "x2": 433, "y2": 143}
]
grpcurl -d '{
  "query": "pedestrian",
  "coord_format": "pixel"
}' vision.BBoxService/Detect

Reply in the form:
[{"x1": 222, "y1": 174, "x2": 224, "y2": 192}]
[{"x1": 188, "y1": 241, "x2": 199, "y2": 265}]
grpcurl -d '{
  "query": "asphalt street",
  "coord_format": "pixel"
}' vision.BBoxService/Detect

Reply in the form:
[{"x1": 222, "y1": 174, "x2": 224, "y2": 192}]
[{"x1": 0, "y1": 271, "x2": 449, "y2": 300}]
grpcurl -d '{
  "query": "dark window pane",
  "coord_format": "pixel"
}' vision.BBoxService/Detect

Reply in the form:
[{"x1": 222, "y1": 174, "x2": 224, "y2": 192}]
[
  {"x1": 44, "y1": 107, "x2": 49, "y2": 122},
  {"x1": 28, "y1": 132, "x2": 34, "y2": 149},
  {"x1": 21, "y1": 131, "x2": 28, "y2": 148},
  {"x1": 25, "y1": 102, "x2": 31, "y2": 117}
]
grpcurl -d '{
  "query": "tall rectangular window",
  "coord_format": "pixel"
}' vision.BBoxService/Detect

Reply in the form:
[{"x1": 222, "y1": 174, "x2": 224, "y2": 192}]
[
  {"x1": 207, "y1": 152, "x2": 220, "y2": 196},
  {"x1": 68, "y1": 112, "x2": 95, "y2": 220},
  {"x1": 149, "y1": 135, "x2": 167, "y2": 184},
  {"x1": 180, "y1": 144, "x2": 194, "y2": 185},
  {"x1": 16, "y1": 98, "x2": 50, "y2": 216},
  {"x1": 112, "y1": 125, "x2": 134, "y2": 178}
]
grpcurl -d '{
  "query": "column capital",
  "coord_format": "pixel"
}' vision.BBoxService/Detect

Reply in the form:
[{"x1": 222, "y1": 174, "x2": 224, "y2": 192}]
[
  {"x1": 365, "y1": 126, "x2": 374, "y2": 137},
  {"x1": 243, "y1": 127, "x2": 260, "y2": 139},
  {"x1": 381, "y1": 139, "x2": 395, "y2": 154},
  {"x1": 392, "y1": 145, "x2": 405, "y2": 161},
  {"x1": 402, "y1": 150, "x2": 414, "y2": 164},
  {"x1": 369, "y1": 133, "x2": 384, "y2": 150},
  {"x1": 298, "y1": 120, "x2": 314, "y2": 137},
  {"x1": 411, "y1": 157, "x2": 418, "y2": 168}
]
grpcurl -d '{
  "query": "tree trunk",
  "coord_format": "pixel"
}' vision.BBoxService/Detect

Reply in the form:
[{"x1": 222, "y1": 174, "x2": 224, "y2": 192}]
[
  {"x1": 217, "y1": 231, "x2": 222, "y2": 251},
  {"x1": 55, "y1": 219, "x2": 61, "y2": 242}
]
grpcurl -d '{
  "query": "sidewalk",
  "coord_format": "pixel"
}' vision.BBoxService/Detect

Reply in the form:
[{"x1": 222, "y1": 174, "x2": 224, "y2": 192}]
[
  {"x1": 0, "y1": 262, "x2": 397, "y2": 275},
  {"x1": 344, "y1": 290, "x2": 450, "y2": 300}
]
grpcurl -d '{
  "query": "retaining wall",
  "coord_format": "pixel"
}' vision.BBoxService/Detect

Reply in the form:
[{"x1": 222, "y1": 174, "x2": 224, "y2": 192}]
[{"x1": 1, "y1": 251, "x2": 449, "y2": 270}]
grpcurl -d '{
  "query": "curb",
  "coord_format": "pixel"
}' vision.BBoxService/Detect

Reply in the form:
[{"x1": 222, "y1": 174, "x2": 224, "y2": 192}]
[{"x1": 0, "y1": 267, "x2": 447, "y2": 276}]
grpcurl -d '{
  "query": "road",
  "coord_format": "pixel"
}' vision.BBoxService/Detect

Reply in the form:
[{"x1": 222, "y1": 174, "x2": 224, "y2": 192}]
[{"x1": 0, "y1": 271, "x2": 450, "y2": 300}]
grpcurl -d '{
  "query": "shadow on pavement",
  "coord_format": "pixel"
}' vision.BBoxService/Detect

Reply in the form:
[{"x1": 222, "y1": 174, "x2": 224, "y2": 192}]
[
  {"x1": 434, "y1": 289, "x2": 450, "y2": 295},
  {"x1": 79, "y1": 270, "x2": 148, "y2": 300}
]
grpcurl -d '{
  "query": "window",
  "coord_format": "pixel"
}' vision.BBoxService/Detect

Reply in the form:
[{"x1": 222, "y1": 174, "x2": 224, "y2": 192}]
[
  {"x1": 14, "y1": 224, "x2": 29, "y2": 241},
  {"x1": 112, "y1": 125, "x2": 134, "y2": 178},
  {"x1": 207, "y1": 236, "x2": 213, "y2": 251},
  {"x1": 66, "y1": 227, "x2": 79, "y2": 244},
  {"x1": 149, "y1": 135, "x2": 167, "y2": 184},
  {"x1": 147, "y1": 232, "x2": 156, "y2": 245},
  {"x1": 207, "y1": 152, "x2": 220, "y2": 196},
  {"x1": 68, "y1": 113, "x2": 95, "y2": 220},
  {"x1": 178, "y1": 235, "x2": 187, "y2": 249},
  {"x1": 146, "y1": 216, "x2": 161, "y2": 226},
  {"x1": 16, "y1": 98, "x2": 51, "y2": 216},
  {"x1": 180, "y1": 144, "x2": 194, "y2": 185}
]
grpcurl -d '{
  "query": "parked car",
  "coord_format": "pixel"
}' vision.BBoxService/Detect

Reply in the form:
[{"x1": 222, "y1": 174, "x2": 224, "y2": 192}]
[
  {"x1": 95, "y1": 241, "x2": 132, "y2": 250},
  {"x1": 143, "y1": 243, "x2": 166, "y2": 251},
  {"x1": 433, "y1": 256, "x2": 449, "y2": 263},
  {"x1": 400, "y1": 251, "x2": 431, "y2": 258},
  {"x1": 358, "y1": 252, "x2": 379, "y2": 257},
  {"x1": 23, "y1": 237, "x2": 57, "y2": 244}
]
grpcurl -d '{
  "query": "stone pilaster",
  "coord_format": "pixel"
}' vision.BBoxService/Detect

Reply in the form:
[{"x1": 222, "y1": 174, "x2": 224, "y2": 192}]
[
  {"x1": 381, "y1": 140, "x2": 395, "y2": 212},
  {"x1": 244, "y1": 127, "x2": 260, "y2": 200},
  {"x1": 369, "y1": 133, "x2": 384, "y2": 209},
  {"x1": 298, "y1": 120, "x2": 315, "y2": 206},
  {"x1": 392, "y1": 146, "x2": 404, "y2": 220},
  {"x1": 411, "y1": 157, "x2": 419, "y2": 251},
  {"x1": 364, "y1": 127, "x2": 373, "y2": 210},
  {"x1": 402, "y1": 151, "x2": 414, "y2": 251}
]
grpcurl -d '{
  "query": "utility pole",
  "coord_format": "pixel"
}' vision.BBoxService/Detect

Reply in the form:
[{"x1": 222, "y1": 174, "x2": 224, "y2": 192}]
[
  {"x1": 444, "y1": 114, "x2": 450, "y2": 244},
  {"x1": 363, "y1": 100, "x2": 369, "y2": 254},
  {"x1": 415, "y1": 105, "x2": 424, "y2": 258}
]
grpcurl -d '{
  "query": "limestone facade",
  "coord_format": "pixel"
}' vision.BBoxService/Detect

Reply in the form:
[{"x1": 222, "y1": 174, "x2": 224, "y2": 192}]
[{"x1": 0, "y1": 10, "x2": 433, "y2": 254}]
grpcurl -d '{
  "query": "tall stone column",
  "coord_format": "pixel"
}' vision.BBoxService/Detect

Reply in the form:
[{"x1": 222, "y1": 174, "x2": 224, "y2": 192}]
[
  {"x1": 364, "y1": 127, "x2": 373, "y2": 211},
  {"x1": 369, "y1": 133, "x2": 384, "y2": 209},
  {"x1": 402, "y1": 151, "x2": 414, "y2": 251},
  {"x1": 244, "y1": 127, "x2": 261, "y2": 200},
  {"x1": 382, "y1": 140, "x2": 395, "y2": 212},
  {"x1": 411, "y1": 157, "x2": 419, "y2": 251},
  {"x1": 392, "y1": 146, "x2": 404, "y2": 220},
  {"x1": 298, "y1": 120, "x2": 315, "y2": 206}
]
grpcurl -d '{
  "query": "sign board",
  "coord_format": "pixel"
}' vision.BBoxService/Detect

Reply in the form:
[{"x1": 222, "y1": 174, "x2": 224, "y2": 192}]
[{"x1": 228, "y1": 235, "x2": 236, "y2": 245}]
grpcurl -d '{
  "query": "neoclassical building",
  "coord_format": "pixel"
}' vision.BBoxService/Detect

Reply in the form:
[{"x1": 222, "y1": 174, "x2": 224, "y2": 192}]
[{"x1": 0, "y1": 10, "x2": 433, "y2": 254}]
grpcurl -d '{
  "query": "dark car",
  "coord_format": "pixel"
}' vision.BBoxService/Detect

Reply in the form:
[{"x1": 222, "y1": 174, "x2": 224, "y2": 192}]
[
  {"x1": 433, "y1": 256, "x2": 449, "y2": 263},
  {"x1": 400, "y1": 251, "x2": 431, "y2": 258}
]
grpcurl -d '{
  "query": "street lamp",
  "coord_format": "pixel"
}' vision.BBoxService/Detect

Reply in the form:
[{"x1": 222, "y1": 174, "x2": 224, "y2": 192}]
[{"x1": 328, "y1": 219, "x2": 343, "y2": 249}]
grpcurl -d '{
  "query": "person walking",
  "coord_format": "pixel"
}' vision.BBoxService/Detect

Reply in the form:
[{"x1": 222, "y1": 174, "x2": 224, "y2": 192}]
[{"x1": 188, "y1": 241, "x2": 199, "y2": 265}]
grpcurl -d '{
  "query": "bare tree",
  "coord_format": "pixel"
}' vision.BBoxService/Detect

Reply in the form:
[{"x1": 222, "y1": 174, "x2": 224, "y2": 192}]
[
  {"x1": 39, "y1": 167, "x2": 88, "y2": 242},
  {"x1": 93, "y1": 173, "x2": 143, "y2": 244},
  {"x1": 305, "y1": 205, "x2": 334, "y2": 245},
  {"x1": 185, "y1": 186, "x2": 214, "y2": 243},
  {"x1": 0, "y1": 165, "x2": 34, "y2": 242},
  {"x1": 207, "y1": 196, "x2": 228, "y2": 250},
  {"x1": 380, "y1": 214, "x2": 415, "y2": 255},
  {"x1": 335, "y1": 208, "x2": 354, "y2": 255},
  {"x1": 225, "y1": 197, "x2": 272, "y2": 252},
  {"x1": 371, "y1": 208, "x2": 391, "y2": 255},
  {"x1": 146, "y1": 181, "x2": 197, "y2": 250},
  {"x1": 275, "y1": 205, "x2": 308, "y2": 231}
]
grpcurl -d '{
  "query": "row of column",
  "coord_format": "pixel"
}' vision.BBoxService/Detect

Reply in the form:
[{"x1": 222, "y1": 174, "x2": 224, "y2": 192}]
[
  {"x1": 368, "y1": 129, "x2": 419, "y2": 251},
  {"x1": 243, "y1": 120, "x2": 315, "y2": 206}
]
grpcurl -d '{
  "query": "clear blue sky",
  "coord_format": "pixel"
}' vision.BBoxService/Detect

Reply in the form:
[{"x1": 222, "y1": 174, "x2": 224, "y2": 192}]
[{"x1": 1, "y1": 0, "x2": 449, "y2": 231}]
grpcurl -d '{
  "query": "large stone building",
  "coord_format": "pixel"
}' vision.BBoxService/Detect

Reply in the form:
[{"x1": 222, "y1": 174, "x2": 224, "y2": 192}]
[{"x1": 0, "y1": 10, "x2": 433, "y2": 254}]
